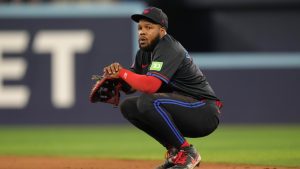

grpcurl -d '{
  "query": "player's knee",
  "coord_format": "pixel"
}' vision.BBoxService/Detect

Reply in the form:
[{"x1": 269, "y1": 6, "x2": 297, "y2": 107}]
[
  {"x1": 137, "y1": 93, "x2": 156, "y2": 113},
  {"x1": 120, "y1": 98, "x2": 135, "y2": 119}
]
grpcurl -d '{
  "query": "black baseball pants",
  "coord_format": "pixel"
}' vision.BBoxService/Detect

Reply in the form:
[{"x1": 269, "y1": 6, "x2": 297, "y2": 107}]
[{"x1": 120, "y1": 92, "x2": 220, "y2": 149}]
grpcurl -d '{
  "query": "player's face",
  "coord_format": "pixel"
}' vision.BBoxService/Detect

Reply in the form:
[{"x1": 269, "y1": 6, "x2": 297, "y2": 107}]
[{"x1": 138, "y1": 20, "x2": 164, "y2": 51}]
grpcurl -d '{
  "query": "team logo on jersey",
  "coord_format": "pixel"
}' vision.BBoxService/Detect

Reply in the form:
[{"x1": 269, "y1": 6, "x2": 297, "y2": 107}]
[{"x1": 150, "y1": 61, "x2": 163, "y2": 71}]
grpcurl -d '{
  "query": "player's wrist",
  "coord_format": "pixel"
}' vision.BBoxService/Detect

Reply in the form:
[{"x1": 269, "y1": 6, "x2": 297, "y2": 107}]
[{"x1": 118, "y1": 68, "x2": 127, "y2": 78}]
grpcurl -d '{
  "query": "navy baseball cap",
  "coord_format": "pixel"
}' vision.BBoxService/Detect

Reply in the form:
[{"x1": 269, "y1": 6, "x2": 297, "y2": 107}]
[{"x1": 131, "y1": 7, "x2": 168, "y2": 30}]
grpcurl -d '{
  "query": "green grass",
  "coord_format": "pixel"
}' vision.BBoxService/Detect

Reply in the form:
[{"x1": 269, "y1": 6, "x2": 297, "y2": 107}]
[{"x1": 0, "y1": 125, "x2": 299, "y2": 167}]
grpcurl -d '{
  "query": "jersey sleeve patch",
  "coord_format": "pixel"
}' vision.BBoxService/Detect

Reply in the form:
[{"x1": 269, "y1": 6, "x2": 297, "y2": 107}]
[{"x1": 149, "y1": 61, "x2": 163, "y2": 71}]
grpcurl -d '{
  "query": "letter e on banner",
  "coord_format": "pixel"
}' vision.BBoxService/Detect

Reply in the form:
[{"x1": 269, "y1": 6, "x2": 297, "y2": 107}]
[{"x1": 0, "y1": 31, "x2": 30, "y2": 109}]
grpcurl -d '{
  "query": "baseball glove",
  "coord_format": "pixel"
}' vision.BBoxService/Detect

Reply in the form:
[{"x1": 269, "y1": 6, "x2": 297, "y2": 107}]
[{"x1": 89, "y1": 74, "x2": 122, "y2": 106}]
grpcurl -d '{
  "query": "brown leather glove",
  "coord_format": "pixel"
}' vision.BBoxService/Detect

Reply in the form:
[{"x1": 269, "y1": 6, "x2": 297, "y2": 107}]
[{"x1": 89, "y1": 74, "x2": 122, "y2": 106}]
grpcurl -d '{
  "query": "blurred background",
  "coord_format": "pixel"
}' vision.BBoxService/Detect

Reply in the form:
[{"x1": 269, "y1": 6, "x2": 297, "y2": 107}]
[
  {"x1": 0, "y1": 0, "x2": 300, "y2": 167},
  {"x1": 0, "y1": 0, "x2": 299, "y2": 124}
]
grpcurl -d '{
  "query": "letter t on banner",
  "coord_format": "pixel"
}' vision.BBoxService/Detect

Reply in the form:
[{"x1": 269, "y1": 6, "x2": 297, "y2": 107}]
[{"x1": 33, "y1": 30, "x2": 93, "y2": 108}]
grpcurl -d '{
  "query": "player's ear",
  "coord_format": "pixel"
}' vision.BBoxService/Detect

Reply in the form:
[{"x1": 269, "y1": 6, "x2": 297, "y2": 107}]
[{"x1": 159, "y1": 27, "x2": 167, "y2": 37}]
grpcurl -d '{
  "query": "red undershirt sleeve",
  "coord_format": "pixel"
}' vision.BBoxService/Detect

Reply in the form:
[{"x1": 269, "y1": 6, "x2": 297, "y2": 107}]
[{"x1": 118, "y1": 68, "x2": 162, "y2": 94}]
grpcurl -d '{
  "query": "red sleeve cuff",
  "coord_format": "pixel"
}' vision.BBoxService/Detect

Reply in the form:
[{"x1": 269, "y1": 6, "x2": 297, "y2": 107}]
[{"x1": 118, "y1": 68, "x2": 162, "y2": 93}]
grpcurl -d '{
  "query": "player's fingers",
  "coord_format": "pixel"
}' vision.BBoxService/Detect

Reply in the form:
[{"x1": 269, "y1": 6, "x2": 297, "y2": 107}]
[
  {"x1": 105, "y1": 66, "x2": 112, "y2": 74},
  {"x1": 113, "y1": 63, "x2": 120, "y2": 72},
  {"x1": 103, "y1": 67, "x2": 109, "y2": 74},
  {"x1": 109, "y1": 67, "x2": 114, "y2": 74},
  {"x1": 110, "y1": 63, "x2": 118, "y2": 74},
  {"x1": 109, "y1": 65, "x2": 115, "y2": 74},
  {"x1": 118, "y1": 64, "x2": 123, "y2": 70}
]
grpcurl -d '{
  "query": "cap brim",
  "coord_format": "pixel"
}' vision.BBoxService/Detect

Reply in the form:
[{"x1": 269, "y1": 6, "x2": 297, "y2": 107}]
[{"x1": 131, "y1": 14, "x2": 157, "y2": 24}]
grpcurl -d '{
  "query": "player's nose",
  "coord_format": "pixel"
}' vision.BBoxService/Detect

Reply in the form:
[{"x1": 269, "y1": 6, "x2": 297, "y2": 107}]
[{"x1": 138, "y1": 29, "x2": 146, "y2": 36}]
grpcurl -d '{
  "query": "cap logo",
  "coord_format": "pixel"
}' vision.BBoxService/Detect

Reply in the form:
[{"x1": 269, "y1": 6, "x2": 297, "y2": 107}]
[{"x1": 143, "y1": 9, "x2": 151, "y2": 14}]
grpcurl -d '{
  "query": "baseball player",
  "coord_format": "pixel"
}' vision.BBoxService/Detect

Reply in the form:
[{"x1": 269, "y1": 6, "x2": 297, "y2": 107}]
[{"x1": 103, "y1": 7, "x2": 222, "y2": 169}]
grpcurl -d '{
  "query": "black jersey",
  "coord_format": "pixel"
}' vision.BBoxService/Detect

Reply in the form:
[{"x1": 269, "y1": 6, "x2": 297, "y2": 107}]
[{"x1": 131, "y1": 34, "x2": 219, "y2": 101}]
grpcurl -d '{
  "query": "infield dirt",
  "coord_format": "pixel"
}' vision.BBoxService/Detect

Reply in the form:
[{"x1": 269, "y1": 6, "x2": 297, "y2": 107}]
[
  {"x1": 0, "y1": 156, "x2": 300, "y2": 169},
  {"x1": 0, "y1": 156, "x2": 298, "y2": 169}
]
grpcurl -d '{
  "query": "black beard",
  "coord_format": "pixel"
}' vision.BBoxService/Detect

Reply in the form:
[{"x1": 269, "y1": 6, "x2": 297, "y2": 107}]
[{"x1": 139, "y1": 35, "x2": 161, "y2": 52}]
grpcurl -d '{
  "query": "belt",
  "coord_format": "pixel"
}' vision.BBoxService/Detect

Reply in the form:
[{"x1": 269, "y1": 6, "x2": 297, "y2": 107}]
[
  {"x1": 215, "y1": 100, "x2": 223, "y2": 109},
  {"x1": 200, "y1": 99, "x2": 223, "y2": 109}
]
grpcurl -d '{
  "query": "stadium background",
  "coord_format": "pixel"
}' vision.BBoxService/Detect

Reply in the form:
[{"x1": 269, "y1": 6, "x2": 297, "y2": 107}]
[{"x1": 0, "y1": 0, "x2": 299, "y2": 168}]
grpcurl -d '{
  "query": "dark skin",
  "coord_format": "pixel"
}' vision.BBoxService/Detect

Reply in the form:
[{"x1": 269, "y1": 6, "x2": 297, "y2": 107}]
[{"x1": 103, "y1": 19, "x2": 167, "y2": 78}]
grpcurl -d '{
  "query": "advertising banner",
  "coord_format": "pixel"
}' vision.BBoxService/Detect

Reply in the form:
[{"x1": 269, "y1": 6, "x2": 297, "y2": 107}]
[{"x1": 0, "y1": 4, "x2": 144, "y2": 124}]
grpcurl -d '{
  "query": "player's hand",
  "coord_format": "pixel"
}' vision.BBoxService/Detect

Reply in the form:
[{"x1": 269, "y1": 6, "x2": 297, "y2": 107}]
[{"x1": 103, "y1": 62, "x2": 123, "y2": 78}]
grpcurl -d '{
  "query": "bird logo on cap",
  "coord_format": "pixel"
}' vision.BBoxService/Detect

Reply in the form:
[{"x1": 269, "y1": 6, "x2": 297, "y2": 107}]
[
  {"x1": 143, "y1": 7, "x2": 155, "y2": 14},
  {"x1": 143, "y1": 9, "x2": 150, "y2": 14}
]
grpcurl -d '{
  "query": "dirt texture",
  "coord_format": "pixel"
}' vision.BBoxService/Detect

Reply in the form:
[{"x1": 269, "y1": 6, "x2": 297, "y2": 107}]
[{"x1": 0, "y1": 156, "x2": 298, "y2": 169}]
